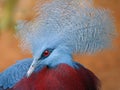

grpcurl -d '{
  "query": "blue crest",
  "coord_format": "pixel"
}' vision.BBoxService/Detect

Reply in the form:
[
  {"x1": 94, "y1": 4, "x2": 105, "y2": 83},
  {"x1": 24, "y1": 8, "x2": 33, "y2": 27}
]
[{"x1": 17, "y1": 0, "x2": 116, "y2": 55}]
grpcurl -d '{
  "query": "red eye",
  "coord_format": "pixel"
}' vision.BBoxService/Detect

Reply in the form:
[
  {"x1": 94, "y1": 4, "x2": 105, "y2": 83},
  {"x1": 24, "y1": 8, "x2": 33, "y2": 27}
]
[{"x1": 43, "y1": 50, "x2": 50, "y2": 57}]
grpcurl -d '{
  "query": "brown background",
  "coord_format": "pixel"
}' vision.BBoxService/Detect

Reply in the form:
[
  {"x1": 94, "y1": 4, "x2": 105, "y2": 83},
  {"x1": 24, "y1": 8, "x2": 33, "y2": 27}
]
[{"x1": 0, "y1": 0, "x2": 120, "y2": 90}]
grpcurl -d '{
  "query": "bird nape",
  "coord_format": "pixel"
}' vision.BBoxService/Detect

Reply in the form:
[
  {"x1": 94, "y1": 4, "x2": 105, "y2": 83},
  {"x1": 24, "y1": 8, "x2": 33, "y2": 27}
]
[{"x1": 0, "y1": 0, "x2": 116, "y2": 90}]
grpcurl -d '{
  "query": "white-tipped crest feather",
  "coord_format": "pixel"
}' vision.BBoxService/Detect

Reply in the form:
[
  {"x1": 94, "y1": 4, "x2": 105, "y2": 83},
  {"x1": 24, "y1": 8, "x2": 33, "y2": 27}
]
[{"x1": 17, "y1": 0, "x2": 116, "y2": 54}]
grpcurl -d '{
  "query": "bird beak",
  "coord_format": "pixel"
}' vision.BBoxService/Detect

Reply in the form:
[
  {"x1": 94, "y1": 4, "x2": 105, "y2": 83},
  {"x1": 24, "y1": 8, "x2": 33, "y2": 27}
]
[{"x1": 27, "y1": 59, "x2": 37, "y2": 77}]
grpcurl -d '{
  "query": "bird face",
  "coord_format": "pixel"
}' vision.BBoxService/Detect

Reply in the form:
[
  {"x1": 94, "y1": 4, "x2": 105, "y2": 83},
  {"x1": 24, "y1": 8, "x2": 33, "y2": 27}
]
[
  {"x1": 27, "y1": 48, "x2": 54, "y2": 77},
  {"x1": 27, "y1": 45, "x2": 73, "y2": 77}
]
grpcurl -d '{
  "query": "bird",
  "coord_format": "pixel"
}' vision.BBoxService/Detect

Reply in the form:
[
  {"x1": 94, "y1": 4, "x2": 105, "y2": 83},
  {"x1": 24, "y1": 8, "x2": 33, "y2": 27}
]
[{"x1": 0, "y1": 0, "x2": 115, "y2": 90}]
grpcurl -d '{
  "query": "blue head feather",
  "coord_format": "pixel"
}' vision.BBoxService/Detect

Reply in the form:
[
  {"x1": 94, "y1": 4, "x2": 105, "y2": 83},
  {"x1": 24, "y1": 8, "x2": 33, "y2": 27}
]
[
  {"x1": 0, "y1": 0, "x2": 116, "y2": 88},
  {"x1": 17, "y1": 0, "x2": 116, "y2": 76},
  {"x1": 17, "y1": 0, "x2": 115, "y2": 55}
]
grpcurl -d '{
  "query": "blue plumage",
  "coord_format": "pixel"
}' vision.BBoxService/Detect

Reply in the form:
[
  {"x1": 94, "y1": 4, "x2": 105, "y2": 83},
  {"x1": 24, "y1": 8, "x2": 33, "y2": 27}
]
[
  {"x1": 0, "y1": 58, "x2": 80, "y2": 89},
  {"x1": 17, "y1": 0, "x2": 115, "y2": 55},
  {"x1": 0, "y1": 58, "x2": 33, "y2": 89},
  {"x1": 0, "y1": 0, "x2": 116, "y2": 89}
]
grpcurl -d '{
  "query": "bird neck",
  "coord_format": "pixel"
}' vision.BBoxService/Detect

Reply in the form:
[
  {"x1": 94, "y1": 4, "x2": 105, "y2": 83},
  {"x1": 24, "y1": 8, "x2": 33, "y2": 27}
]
[{"x1": 48, "y1": 54, "x2": 75, "y2": 68}]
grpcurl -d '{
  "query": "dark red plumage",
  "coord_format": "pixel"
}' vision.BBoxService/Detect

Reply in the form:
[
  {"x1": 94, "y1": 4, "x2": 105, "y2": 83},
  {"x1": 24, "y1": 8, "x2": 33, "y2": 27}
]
[{"x1": 10, "y1": 64, "x2": 100, "y2": 90}]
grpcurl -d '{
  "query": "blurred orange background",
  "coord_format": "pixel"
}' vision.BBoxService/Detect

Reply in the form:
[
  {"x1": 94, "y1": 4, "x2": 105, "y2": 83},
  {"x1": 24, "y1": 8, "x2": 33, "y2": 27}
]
[{"x1": 0, "y1": 0, "x2": 120, "y2": 90}]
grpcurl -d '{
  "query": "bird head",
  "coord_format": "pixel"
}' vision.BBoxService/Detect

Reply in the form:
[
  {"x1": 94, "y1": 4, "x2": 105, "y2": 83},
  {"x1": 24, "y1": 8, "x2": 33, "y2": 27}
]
[
  {"x1": 26, "y1": 38, "x2": 73, "y2": 77},
  {"x1": 17, "y1": 0, "x2": 116, "y2": 77}
]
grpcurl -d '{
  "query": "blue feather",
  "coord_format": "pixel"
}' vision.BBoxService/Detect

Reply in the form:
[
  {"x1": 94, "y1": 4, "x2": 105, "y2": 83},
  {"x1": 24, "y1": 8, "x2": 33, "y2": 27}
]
[
  {"x1": 0, "y1": 0, "x2": 116, "y2": 89},
  {"x1": 0, "y1": 58, "x2": 33, "y2": 89},
  {"x1": 17, "y1": 0, "x2": 116, "y2": 55}
]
